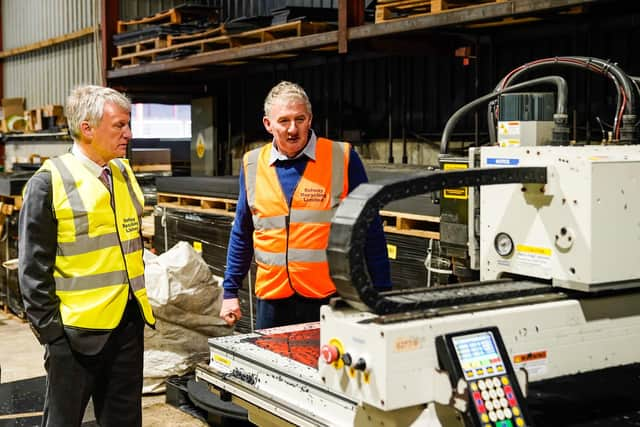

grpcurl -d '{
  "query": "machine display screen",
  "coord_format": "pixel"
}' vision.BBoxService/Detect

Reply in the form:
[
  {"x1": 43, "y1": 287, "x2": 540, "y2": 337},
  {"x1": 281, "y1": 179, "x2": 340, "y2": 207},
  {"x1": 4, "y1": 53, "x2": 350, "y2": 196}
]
[{"x1": 452, "y1": 331, "x2": 506, "y2": 380}]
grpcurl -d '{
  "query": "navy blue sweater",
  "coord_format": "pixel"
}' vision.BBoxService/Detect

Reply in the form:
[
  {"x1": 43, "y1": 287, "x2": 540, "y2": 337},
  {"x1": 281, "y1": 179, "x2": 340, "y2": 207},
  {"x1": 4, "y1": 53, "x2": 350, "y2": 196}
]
[{"x1": 222, "y1": 146, "x2": 391, "y2": 299}]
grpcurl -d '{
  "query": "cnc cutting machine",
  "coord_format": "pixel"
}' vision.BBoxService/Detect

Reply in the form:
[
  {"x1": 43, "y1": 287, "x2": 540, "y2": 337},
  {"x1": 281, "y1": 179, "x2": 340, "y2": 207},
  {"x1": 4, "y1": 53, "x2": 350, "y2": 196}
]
[{"x1": 196, "y1": 58, "x2": 640, "y2": 427}]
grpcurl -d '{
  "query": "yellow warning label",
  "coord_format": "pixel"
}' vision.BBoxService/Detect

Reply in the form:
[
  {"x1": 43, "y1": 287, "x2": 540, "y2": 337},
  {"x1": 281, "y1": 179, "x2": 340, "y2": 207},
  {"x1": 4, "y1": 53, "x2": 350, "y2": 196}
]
[
  {"x1": 387, "y1": 244, "x2": 397, "y2": 260},
  {"x1": 513, "y1": 350, "x2": 547, "y2": 364},
  {"x1": 516, "y1": 244, "x2": 551, "y2": 256},
  {"x1": 443, "y1": 163, "x2": 468, "y2": 199},
  {"x1": 193, "y1": 241, "x2": 203, "y2": 253},
  {"x1": 212, "y1": 353, "x2": 231, "y2": 366}
]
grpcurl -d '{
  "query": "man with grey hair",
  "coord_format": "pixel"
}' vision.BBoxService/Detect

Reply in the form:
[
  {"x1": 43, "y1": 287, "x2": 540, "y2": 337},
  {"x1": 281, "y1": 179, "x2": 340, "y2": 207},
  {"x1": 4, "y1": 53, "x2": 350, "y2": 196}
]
[
  {"x1": 220, "y1": 81, "x2": 391, "y2": 329},
  {"x1": 19, "y1": 84, "x2": 155, "y2": 427}
]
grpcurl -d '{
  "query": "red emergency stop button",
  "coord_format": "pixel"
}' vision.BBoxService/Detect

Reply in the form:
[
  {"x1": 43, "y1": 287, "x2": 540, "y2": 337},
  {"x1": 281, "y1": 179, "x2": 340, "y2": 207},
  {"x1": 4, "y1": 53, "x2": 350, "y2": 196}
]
[{"x1": 321, "y1": 344, "x2": 340, "y2": 363}]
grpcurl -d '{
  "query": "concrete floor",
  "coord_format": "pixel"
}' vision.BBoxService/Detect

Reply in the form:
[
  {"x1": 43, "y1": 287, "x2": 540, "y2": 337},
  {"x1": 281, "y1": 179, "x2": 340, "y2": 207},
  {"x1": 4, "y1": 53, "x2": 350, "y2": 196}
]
[{"x1": 0, "y1": 309, "x2": 208, "y2": 427}]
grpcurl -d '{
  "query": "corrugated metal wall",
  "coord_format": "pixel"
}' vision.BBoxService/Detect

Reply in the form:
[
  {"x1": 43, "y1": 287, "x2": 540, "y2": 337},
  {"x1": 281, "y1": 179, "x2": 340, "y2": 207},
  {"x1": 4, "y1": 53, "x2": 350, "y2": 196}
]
[{"x1": 2, "y1": 0, "x2": 101, "y2": 108}]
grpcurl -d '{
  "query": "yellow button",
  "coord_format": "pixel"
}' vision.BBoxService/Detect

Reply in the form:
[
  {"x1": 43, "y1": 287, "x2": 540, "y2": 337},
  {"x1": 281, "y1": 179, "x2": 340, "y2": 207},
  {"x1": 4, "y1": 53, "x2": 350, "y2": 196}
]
[
  {"x1": 501, "y1": 376, "x2": 509, "y2": 385},
  {"x1": 471, "y1": 382, "x2": 478, "y2": 391},
  {"x1": 512, "y1": 407, "x2": 521, "y2": 416},
  {"x1": 515, "y1": 417, "x2": 525, "y2": 426},
  {"x1": 481, "y1": 413, "x2": 489, "y2": 423},
  {"x1": 497, "y1": 365, "x2": 505, "y2": 372}
]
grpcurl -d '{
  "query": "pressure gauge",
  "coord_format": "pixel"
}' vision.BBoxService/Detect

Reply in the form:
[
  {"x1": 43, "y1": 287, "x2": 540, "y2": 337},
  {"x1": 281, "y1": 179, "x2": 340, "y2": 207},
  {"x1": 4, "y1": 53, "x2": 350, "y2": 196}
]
[{"x1": 494, "y1": 232, "x2": 514, "y2": 257}]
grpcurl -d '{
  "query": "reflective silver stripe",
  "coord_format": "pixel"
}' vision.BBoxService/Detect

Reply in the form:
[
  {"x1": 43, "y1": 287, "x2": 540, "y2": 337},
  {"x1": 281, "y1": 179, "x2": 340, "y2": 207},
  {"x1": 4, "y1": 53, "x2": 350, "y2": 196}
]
[
  {"x1": 254, "y1": 248, "x2": 326, "y2": 265},
  {"x1": 254, "y1": 249, "x2": 286, "y2": 266},
  {"x1": 121, "y1": 236, "x2": 143, "y2": 254},
  {"x1": 113, "y1": 159, "x2": 144, "y2": 217},
  {"x1": 57, "y1": 233, "x2": 120, "y2": 256},
  {"x1": 55, "y1": 270, "x2": 128, "y2": 291},
  {"x1": 289, "y1": 248, "x2": 327, "y2": 263},
  {"x1": 245, "y1": 149, "x2": 261, "y2": 207},
  {"x1": 253, "y1": 215, "x2": 286, "y2": 230},
  {"x1": 331, "y1": 141, "x2": 347, "y2": 206},
  {"x1": 52, "y1": 157, "x2": 122, "y2": 254},
  {"x1": 51, "y1": 157, "x2": 89, "y2": 236},
  {"x1": 129, "y1": 274, "x2": 145, "y2": 292},
  {"x1": 290, "y1": 209, "x2": 334, "y2": 223}
]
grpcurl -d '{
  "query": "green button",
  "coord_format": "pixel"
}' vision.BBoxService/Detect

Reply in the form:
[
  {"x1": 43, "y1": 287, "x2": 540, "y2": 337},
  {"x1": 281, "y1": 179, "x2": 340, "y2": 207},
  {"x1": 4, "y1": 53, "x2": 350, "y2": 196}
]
[{"x1": 496, "y1": 421, "x2": 514, "y2": 427}]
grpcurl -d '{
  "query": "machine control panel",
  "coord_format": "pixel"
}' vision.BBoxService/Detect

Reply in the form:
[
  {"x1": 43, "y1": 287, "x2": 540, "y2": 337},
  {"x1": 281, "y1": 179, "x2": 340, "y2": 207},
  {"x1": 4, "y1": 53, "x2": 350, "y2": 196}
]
[{"x1": 436, "y1": 327, "x2": 533, "y2": 427}]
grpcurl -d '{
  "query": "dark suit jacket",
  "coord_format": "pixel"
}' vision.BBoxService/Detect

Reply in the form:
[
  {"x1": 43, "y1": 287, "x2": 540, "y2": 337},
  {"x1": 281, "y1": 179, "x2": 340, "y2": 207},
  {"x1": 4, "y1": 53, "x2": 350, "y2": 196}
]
[{"x1": 18, "y1": 170, "x2": 111, "y2": 355}]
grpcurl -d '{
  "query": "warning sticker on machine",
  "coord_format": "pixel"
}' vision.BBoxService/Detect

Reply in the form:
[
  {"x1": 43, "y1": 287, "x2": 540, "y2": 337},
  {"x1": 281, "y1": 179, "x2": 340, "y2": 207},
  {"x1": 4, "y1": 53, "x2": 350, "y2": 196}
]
[
  {"x1": 498, "y1": 121, "x2": 521, "y2": 147},
  {"x1": 442, "y1": 163, "x2": 468, "y2": 199},
  {"x1": 211, "y1": 352, "x2": 232, "y2": 373},
  {"x1": 513, "y1": 350, "x2": 548, "y2": 376},
  {"x1": 516, "y1": 244, "x2": 551, "y2": 274}
]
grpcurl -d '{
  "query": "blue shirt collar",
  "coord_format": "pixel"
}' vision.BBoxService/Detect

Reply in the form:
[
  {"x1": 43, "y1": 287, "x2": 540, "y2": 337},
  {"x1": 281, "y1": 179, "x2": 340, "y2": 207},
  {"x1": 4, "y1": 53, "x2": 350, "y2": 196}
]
[{"x1": 268, "y1": 130, "x2": 317, "y2": 165}]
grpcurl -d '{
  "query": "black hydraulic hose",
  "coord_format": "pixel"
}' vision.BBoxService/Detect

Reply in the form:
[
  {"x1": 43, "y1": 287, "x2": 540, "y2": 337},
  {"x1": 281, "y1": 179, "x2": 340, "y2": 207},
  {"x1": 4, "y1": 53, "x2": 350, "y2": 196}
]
[
  {"x1": 563, "y1": 57, "x2": 635, "y2": 116},
  {"x1": 631, "y1": 76, "x2": 640, "y2": 99},
  {"x1": 488, "y1": 100, "x2": 497, "y2": 145},
  {"x1": 441, "y1": 76, "x2": 568, "y2": 154},
  {"x1": 494, "y1": 57, "x2": 637, "y2": 142},
  {"x1": 497, "y1": 57, "x2": 633, "y2": 113},
  {"x1": 494, "y1": 59, "x2": 619, "y2": 138}
]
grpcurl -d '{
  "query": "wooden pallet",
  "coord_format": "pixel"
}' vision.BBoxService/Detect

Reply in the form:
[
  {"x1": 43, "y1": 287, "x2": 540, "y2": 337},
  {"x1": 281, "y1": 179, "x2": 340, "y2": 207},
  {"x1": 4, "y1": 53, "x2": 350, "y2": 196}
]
[
  {"x1": 232, "y1": 21, "x2": 333, "y2": 44},
  {"x1": 117, "y1": 6, "x2": 218, "y2": 33},
  {"x1": 167, "y1": 25, "x2": 227, "y2": 46},
  {"x1": 379, "y1": 210, "x2": 440, "y2": 239},
  {"x1": 132, "y1": 163, "x2": 172, "y2": 173},
  {"x1": 116, "y1": 37, "x2": 167, "y2": 56},
  {"x1": 375, "y1": 0, "x2": 506, "y2": 23},
  {"x1": 111, "y1": 21, "x2": 335, "y2": 69},
  {"x1": 111, "y1": 35, "x2": 237, "y2": 68},
  {"x1": 156, "y1": 192, "x2": 237, "y2": 216}
]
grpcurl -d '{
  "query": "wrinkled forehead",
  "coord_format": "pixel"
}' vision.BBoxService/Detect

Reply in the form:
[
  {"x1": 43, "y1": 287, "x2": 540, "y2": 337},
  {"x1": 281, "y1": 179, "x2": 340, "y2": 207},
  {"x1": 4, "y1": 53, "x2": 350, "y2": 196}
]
[{"x1": 269, "y1": 98, "x2": 310, "y2": 117}]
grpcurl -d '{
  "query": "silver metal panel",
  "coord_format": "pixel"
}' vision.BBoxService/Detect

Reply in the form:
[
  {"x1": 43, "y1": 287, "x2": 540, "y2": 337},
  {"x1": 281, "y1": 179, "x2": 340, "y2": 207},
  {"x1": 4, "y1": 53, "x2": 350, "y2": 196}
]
[
  {"x1": 3, "y1": 38, "x2": 100, "y2": 108},
  {"x1": 1, "y1": 0, "x2": 100, "y2": 107},
  {"x1": 2, "y1": 0, "x2": 96, "y2": 49}
]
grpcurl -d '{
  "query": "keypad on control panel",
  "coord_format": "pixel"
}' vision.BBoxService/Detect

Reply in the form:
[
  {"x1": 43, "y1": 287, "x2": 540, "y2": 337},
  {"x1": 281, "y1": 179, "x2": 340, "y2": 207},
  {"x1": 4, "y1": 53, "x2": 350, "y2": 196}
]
[{"x1": 469, "y1": 375, "x2": 526, "y2": 427}]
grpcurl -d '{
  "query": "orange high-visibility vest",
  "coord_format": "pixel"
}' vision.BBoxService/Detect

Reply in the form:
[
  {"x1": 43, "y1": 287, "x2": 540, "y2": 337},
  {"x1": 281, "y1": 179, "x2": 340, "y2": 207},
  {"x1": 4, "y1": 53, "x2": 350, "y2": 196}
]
[{"x1": 244, "y1": 137, "x2": 350, "y2": 299}]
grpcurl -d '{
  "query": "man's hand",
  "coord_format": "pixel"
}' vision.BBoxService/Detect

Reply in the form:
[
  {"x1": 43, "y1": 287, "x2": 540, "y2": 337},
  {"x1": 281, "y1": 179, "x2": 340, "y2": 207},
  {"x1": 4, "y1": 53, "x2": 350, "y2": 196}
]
[{"x1": 220, "y1": 298, "x2": 242, "y2": 326}]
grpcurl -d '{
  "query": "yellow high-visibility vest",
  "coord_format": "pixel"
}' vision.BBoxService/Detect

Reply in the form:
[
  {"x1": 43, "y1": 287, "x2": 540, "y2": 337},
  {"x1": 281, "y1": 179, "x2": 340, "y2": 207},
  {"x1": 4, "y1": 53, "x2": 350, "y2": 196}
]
[{"x1": 38, "y1": 153, "x2": 155, "y2": 329}]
